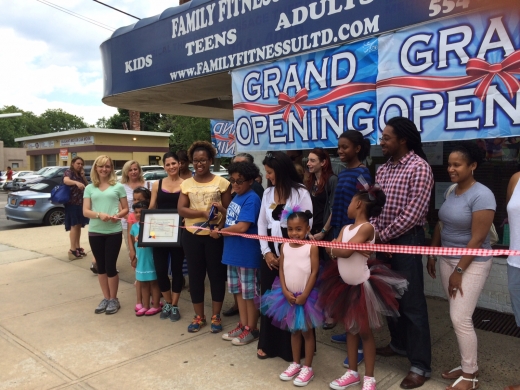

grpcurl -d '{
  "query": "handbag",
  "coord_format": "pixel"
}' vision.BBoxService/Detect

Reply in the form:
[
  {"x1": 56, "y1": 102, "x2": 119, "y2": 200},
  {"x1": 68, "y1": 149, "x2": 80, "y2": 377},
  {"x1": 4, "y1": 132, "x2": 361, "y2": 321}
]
[
  {"x1": 439, "y1": 184, "x2": 498, "y2": 246},
  {"x1": 50, "y1": 183, "x2": 71, "y2": 204}
]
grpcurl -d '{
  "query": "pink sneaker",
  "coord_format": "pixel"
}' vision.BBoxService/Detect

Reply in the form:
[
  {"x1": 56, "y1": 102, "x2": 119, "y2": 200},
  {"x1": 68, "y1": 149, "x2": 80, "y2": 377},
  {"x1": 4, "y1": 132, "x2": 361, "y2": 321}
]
[
  {"x1": 329, "y1": 369, "x2": 360, "y2": 390},
  {"x1": 135, "y1": 303, "x2": 143, "y2": 312},
  {"x1": 279, "y1": 362, "x2": 301, "y2": 381},
  {"x1": 145, "y1": 307, "x2": 161, "y2": 316},
  {"x1": 362, "y1": 376, "x2": 376, "y2": 390},
  {"x1": 293, "y1": 366, "x2": 314, "y2": 387},
  {"x1": 135, "y1": 307, "x2": 147, "y2": 317}
]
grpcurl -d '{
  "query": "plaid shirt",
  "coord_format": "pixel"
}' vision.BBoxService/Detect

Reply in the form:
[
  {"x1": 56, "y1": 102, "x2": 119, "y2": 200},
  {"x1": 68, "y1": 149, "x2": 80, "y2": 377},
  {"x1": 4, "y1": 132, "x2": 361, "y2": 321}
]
[{"x1": 372, "y1": 151, "x2": 433, "y2": 243}]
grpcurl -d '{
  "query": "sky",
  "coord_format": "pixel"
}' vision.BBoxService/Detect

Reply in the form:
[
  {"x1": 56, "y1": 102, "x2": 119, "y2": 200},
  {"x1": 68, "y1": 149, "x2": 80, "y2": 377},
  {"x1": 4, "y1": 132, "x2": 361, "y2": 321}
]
[{"x1": 0, "y1": 0, "x2": 179, "y2": 125}]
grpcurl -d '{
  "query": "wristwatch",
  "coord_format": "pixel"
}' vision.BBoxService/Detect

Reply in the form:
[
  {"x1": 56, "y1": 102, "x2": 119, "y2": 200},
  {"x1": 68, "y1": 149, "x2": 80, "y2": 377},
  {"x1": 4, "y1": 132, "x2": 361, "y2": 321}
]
[{"x1": 456, "y1": 266, "x2": 464, "y2": 274}]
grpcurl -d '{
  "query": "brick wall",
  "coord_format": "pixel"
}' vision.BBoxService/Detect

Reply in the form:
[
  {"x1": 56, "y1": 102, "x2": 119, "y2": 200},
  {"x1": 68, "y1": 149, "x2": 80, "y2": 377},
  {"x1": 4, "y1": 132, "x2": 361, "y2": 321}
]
[{"x1": 423, "y1": 256, "x2": 513, "y2": 313}]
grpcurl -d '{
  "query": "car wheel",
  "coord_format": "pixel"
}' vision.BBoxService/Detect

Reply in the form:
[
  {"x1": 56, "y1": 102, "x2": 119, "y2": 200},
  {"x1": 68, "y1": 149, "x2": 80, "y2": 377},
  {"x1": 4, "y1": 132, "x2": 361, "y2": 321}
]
[{"x1": 44, "y1": 208, "x2": 65, "y2": 226}]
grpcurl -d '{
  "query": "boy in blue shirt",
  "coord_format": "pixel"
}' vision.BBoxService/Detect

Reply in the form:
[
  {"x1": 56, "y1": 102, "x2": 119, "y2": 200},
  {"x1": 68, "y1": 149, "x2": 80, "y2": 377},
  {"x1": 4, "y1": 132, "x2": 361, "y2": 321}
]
[{"x1": 210, "y1": 161, "x2": 262, "y2": 345}]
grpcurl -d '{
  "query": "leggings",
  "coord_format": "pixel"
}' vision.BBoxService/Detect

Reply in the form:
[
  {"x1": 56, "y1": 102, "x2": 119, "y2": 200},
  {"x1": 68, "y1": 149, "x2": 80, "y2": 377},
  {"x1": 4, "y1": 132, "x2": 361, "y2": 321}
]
[
  {"x1": 89, "y1": 233, "x2": 122, "y2": 278},
  {"x1": 153, "y1": 246, "x2": 185, "y2": 294},
  {"x1": 182, "y1": 231, "x2": 226, "y2": 304},
  {"x1": 440, "y1": 256, "x2": 492, "y2": 373}
]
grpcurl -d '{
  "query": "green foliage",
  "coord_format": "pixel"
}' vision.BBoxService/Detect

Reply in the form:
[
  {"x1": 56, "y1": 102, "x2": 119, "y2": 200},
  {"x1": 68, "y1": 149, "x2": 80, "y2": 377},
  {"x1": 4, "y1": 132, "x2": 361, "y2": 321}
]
[
  {"x1": 104, "y1": 108, "x2": 161, "y2": 131},
  {"x1": 0, "y1": 106, "x2": 89, "y2": 147},
  {"x1": 159, "y1": 115, "x2": 211, "y2": 152}
]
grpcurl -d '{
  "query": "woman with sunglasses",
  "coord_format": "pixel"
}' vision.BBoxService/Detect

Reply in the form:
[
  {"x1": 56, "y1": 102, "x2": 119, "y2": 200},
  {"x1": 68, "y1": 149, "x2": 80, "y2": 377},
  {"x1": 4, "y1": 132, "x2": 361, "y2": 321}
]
[
  {"x1": 257, "y1": 151, "x2": 313, "y2": 361},
  {"x1": 178, "y1": 141, "x2": 232, "y2": 333},
  {"x1": 149, "y1": 152, "x2": 185, "y2": 322}
]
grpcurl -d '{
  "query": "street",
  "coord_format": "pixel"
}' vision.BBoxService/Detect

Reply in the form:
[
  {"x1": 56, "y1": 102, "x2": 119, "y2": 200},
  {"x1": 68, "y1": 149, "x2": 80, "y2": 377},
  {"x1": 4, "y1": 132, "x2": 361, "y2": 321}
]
[{"x1": 0, "y1": 191, "x2": 38, "y2": 231}]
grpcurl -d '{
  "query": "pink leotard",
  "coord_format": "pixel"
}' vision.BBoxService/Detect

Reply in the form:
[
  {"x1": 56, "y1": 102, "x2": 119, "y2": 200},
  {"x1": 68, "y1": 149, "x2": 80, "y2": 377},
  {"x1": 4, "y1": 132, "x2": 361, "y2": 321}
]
[
  {"x1": 337, "y1": 223, "x2": 375, "y2": 285},
  {"x1": 282, "y1": 244, "x2": 311, "y2": 293}
]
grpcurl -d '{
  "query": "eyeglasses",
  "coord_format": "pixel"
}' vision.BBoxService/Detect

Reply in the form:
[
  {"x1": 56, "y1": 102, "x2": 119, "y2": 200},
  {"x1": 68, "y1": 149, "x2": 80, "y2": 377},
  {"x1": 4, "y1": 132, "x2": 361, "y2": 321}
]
[
  {"x1": 265, "y1": 152, "x2": 275, "y2": 160},
  {"x1": 229, "y1": 178, "x2": 246, "y2": 185},
  {"x1": 379, "y1": 136, "x2": 396, "y2": 143},
  {"x1": 193, "y1": 160, "x2": 208, "y2": 165}
]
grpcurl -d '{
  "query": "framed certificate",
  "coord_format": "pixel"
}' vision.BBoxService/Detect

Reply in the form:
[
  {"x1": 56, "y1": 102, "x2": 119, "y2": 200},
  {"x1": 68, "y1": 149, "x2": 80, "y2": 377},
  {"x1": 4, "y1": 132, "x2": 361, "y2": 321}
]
[{"x1": 138, "y1": 209, "x2": 182, "y2": 247}]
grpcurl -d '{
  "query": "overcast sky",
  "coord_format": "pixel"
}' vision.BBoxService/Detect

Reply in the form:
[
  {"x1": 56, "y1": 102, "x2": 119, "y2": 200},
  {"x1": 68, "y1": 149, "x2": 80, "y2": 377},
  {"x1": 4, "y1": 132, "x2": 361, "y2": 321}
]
[{"x1": 0, "y1": 0, "x2": 179, "y2": 125}]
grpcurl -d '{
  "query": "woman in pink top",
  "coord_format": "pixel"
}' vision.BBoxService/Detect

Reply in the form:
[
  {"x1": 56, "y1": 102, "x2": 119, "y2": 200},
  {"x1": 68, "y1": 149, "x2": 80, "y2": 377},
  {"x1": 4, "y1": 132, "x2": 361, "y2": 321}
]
[{"x1": 320, "y1": 185, "x2": 407, "y2": 390}]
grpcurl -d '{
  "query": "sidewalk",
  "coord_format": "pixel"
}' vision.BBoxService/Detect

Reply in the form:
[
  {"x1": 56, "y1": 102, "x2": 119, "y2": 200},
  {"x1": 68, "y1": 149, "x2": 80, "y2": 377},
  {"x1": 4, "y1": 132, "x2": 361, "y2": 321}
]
[{"x1": 0, "y1": 226, "x2": 518, "y2": 389}]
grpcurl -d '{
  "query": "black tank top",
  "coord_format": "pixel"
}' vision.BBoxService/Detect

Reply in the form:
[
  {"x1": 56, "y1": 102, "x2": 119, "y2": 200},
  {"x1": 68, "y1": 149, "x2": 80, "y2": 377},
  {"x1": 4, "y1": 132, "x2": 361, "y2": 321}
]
[{"x1": 156, "y1": 179, "x2": 180, "y2": 210}]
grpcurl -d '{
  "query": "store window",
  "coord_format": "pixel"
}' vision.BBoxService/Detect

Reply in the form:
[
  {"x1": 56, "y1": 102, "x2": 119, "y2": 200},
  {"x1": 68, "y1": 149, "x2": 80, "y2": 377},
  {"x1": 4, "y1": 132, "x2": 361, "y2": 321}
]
[
  {"x1": 12, "y1": 163, "x2": 19, "y2": 168},
  {"x1": 34, "y1": 156, "x2": 43, "y2": 171},
  {"x1": 46, "y1": 154, "x2": 57, "y2": 166}
]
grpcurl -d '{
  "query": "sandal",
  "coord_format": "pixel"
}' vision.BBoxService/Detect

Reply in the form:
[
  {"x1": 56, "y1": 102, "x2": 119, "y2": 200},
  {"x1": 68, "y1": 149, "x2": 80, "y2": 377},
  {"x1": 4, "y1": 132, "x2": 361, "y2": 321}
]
[
  {"x1": 257, "y1": 349, "x2": 270, "y2": 360},
  {"x1": 68, "y1": 249, "x2": 82, "y2": 260},
  {"x1": 77, "y1": 248, "x2": 87, "y2": 257},
  {"x1": 448, "y1": 375, "x2": 479, "y2": 390},
  {"x1": 442, "y1": 367, "x2": 479, "y2": 380}
]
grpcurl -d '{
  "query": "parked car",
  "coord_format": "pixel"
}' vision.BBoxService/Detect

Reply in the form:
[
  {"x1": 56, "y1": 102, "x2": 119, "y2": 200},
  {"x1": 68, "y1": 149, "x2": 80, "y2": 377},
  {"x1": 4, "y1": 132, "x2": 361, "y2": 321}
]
[
  {"x1": 143, "y1": 170, "x2": 168, "y2": 183},
  {"x1": 83, "y1": 165, "x2": 92, "y2": 183},
  {"x1": 5, "y1": 182, "x2": 65, "y2": 225},
  {"x1": 12, "y1": 167, "x2": 68, "y2": 192},
  {"x1": 1, "y1": 171, "x2": 33, "y2": 190}
]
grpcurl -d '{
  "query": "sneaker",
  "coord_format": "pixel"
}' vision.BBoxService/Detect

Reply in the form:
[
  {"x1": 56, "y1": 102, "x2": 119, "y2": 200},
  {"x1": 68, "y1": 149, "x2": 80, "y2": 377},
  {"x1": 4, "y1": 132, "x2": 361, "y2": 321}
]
[
  {"x1": 210, "y1": 314, "x2": 223, "y2": 333},
  {"x1": 362, "y1": 376, "x2": 376, "y2": 390},
  {"x1": 280, "y1": 362, "x2": 301, "y2": 381},
  {"x1": 232, "y1": 327, "x2": 259, "y2": 345},
  {"x1": 94, "y1": 298, "x2": 109, "y2": 314},
  {"x1": 293, "y1": 366, "x2": 314, "y2": 387},
  {"x1": 105, "y1": 299, "x2": 120, "y2": 315},
  {"x1": 222, "y1": 322, "x2": 244, "y2": 341},
  {"x1": 187, "y1": 315, "x2": 206, "y2": 333},
  {"x1": 160, "y1": 303, "x2": 172, "y2": 320},
  {"x1": 343, "y1": 350, "x2": 364, "y2": 368},
  {"x1": 90, "y1": 262, "x2": 98, "y2": 275},
  {"x1": 331, "y1": 333, "x2": 347, "y2": 343},
  {"x1": 329, "y1": 370, "x2": 360, "y2": 390},
  {"x1": 170, "y1": 305, "x2": 181, "y2": 322}
]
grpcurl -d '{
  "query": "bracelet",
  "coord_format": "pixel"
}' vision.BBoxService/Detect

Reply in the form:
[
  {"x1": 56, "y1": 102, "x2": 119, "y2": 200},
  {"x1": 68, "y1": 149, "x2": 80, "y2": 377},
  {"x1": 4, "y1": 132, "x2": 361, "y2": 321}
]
[
  {"x1": 329, "y1": 247, "x2": 334, "y2": 258},
  {"x1": 96, "y1": 212, "x2": 100, "y2": 219},
  {"x1": 321, "y1": 228, "x2": 327, "y2": 234},
  {"x1": 428, "y1": 255, "x2": 437, "y2": 261}
]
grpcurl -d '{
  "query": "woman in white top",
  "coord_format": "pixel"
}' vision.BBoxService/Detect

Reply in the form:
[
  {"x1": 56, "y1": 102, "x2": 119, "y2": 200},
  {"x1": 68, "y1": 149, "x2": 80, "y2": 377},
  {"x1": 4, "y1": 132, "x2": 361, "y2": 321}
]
[
  {"x1": 120, "y1": 160, "x2": 146, "y2": 250},
  {"x1": 257, "y1": 151, "x2": 313, "y2": 361},
  {"x1": 505, "y1": 172, "x2": 520, "y2": 390}
]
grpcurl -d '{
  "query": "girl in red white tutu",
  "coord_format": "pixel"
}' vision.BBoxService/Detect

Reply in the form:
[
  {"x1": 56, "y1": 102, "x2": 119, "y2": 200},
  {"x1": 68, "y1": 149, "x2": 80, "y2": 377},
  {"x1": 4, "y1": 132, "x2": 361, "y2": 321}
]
[
  {"x1": 259, "y1": 209, "x2": 322, "y2": 387},
  {"x1": 320, "y1": 182, "x2": 408, "y2": 390}
]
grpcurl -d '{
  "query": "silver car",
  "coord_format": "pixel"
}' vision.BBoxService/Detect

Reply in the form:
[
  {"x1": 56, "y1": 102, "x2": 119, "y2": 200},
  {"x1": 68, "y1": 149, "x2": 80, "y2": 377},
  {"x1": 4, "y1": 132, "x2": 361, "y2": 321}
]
[{"x1": 5, "y1": 182, "x2": 65, "y2": 225}]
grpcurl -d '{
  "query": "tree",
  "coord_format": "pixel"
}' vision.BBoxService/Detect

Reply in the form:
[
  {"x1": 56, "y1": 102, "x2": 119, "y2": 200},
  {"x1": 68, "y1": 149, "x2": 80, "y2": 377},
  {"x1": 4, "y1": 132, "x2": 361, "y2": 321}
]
[
  {"x1": 0, "y1": 106, "x2": 47, "y2": 147},
  {"x1": 39, "y1": 109, "x2": 87, "y2": 132},
  {"x1": 96, "y1": 117, "x2": 108, "y2": 128},
  {"x1": 158, "y1": 115, "x2": 211, "y2": 152},
  {"x1": 104, "y1": 108, "x2": 161, "y2": 131}
]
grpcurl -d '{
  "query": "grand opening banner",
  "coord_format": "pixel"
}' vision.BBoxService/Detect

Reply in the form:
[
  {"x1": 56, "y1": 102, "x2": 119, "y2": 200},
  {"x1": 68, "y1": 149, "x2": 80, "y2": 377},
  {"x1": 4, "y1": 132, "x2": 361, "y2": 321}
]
[
  {"x1": 210, "y1": 119, "x2": 236, "y2": 157},
  {"x1": 232, "y1": 8, "x2": 520, "y2": 151},
  {"x1": 232, "y1": 40, "x2": 378, "y2": 151}
]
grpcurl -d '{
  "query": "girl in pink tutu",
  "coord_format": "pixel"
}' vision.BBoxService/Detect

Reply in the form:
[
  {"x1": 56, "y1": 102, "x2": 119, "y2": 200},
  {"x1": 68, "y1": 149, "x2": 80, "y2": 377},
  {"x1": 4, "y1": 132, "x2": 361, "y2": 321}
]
[
  {"x1": 320, "y1": 183, "x2": 408, "y2": 390},
  {"x1": 259, "y1": 209, "x2": 322, "y2": 387}
]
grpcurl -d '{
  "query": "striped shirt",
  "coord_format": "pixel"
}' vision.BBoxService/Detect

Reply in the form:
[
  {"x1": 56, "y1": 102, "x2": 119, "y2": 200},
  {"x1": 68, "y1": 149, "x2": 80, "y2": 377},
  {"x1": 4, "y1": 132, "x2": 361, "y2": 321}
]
[
  {"x1": 372, "y1": 151, "x2": 433, "y2": 243},
  {"x1": 331, "y1": 166, "x2": 372, "y2": 228}
]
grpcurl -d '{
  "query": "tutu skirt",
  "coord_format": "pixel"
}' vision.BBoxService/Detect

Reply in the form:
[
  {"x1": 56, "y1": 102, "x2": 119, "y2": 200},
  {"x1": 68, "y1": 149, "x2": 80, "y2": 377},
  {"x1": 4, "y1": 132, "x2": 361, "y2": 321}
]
[
  {"x1": 258, "y1": 277, "x2": 323, "y2": 332},
  {"x1": 318, "y1": 259, "x2": 408, "y2": 335}
]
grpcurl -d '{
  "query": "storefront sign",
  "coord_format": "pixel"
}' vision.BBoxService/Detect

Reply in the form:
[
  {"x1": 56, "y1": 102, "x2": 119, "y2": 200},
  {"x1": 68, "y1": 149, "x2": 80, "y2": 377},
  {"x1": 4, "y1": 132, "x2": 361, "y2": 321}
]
[
  {"x1": 60, "y1": 136, "x2": 95, "y2": 147},
  {"x1": 233, "y1": 8, "x2": 520, "y2": 151},
  {"x1": 232, "y1": 40, "x2": 378, "y2": 151},
  {"x1": 59, "y1": 149, "x2": 68, "y2": 161},
  {"x1": 24, "y1": 141, "x2": 55, "y2": 149},
  {"x1": 210, "y1": 120, "x2": 236, "y2": 157},
  {"x1": 100, "y1": 0, "x2": 501, "y2": 97},
  {"x1": 377, "y1": 9, "x2": 520, "y2": 142}
]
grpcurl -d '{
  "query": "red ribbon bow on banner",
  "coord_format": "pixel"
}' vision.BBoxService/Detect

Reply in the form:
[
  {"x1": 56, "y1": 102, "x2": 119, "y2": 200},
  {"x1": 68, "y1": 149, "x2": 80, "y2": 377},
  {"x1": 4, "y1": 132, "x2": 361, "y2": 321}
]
[
  {"x1": 466, "y1": 51, "x2": 520, "y2": 100},
  {"x1": 212, "y1": 132, "x2": 236, "y2": 148},
  {"x1": 277, "y1": 88, "x2": 309, "y2": 121},
  {"x1": 227, "y1": 132, "x2": 235, "y2": 147}
]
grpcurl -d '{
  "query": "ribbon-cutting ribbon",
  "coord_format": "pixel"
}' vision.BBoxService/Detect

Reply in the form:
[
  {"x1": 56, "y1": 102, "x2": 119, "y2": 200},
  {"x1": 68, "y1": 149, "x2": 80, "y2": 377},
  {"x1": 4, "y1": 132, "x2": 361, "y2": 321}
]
[{"x1": 377, "y1": 49, "x2": 520, "y2": 100}]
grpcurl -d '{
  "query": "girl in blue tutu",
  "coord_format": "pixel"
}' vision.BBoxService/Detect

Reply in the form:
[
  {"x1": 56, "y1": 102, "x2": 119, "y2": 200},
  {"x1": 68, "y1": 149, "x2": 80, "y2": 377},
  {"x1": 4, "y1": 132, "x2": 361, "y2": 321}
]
[{"x1": 259, "y1": 208, "x2": 322, "y2": 387}]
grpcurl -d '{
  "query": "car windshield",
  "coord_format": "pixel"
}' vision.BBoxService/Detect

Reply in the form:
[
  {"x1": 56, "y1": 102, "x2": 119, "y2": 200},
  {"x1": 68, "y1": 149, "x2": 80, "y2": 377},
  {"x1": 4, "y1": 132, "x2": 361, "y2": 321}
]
[
  {"x1": 41, "y1": 168, "x2": 61, "y2": 178},
  {"x1": 35, "y1": 167, "x2": 49, "y2": 175}
]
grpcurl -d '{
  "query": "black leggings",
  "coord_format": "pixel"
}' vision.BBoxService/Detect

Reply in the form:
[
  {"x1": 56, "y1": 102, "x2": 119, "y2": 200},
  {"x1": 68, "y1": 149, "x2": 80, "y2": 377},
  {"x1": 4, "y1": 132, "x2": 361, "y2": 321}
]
[
  {"x1": 89, "y1": 233, "x2": 122, "y2": 278},
  {"x1": 182, "y1": 231, "x2": 226, "y2": 304},
  {"x1": 153, "y1": 246, "x2": 185, "y2": 294}
]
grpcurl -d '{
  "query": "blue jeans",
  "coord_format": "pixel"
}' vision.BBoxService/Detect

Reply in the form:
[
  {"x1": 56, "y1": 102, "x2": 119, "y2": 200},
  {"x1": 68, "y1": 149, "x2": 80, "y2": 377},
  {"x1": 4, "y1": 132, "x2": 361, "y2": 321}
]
[{"x1": 378, "y1": 227, "x2": 432, "y2": 377}]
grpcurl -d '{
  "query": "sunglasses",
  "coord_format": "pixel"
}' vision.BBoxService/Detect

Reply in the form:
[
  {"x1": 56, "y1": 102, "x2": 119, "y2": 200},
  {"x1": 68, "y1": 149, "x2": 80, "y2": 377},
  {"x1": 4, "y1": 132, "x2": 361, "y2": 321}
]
[
  {"x1": 265, "y1": 152, "x2": 276, "y2": 160},
  {"x1": 135, "y1": 186, "x2": 150, "y2": 192},
  {"x1": 229, "y1": 178, "x2": 247, "y2": 185}
]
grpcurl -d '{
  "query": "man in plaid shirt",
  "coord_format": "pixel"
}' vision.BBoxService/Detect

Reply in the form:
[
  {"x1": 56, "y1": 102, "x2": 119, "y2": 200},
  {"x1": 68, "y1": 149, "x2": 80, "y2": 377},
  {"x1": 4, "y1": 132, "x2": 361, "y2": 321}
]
[{"x1": 372, "y1": 117, "x2": 434, "y2": 389}]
